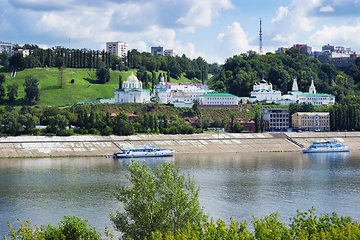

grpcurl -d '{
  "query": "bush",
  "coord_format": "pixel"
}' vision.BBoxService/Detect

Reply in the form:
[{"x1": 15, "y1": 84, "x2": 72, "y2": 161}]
[
  {"x1": 58, "y1": 129, "x2": 73, "y2": 136},
  {"x1": 42, "y1": 216, "x2": 102, "y2": 240},
  {"x1": 101, "y1": 126, "x2": 113, "y2": 136}
]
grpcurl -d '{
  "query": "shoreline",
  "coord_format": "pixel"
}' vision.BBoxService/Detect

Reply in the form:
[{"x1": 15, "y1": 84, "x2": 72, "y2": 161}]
[{"x1": 0, "y1": 132, "x2": 358, "y2": 158}]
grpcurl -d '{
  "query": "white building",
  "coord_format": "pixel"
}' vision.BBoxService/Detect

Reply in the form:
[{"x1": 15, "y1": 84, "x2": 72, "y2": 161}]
[
  {"x1": 106, "y1": 41, "x2": 129, "y2": 58},
  {"x1": 198, "y1": 93, "x2": 238, "y2": 107},
  {"x1": 246, "y1": 76, "x2": 335, "y2": 106},
  {"x1": 151, "y1": 47, "x2": 177, "y2": 57},
  {"x1": 0, "y1": 41, "x2": 11, "y2": 56},
  {"x1": 153, "y1": 74, "x2": 212, "y2": 106},
  {"x1": 249, "y1": 79, "x2": 282, "y2": 102},
  {"x1": 164, "y1": 49, "x2": 177, "y2": 57},
  {"x1": 114, "y1": 72, "x2": 150, "y2": 103},
  {"x1": 285, "y1": 77, "x2": 335, "y2": 106}
]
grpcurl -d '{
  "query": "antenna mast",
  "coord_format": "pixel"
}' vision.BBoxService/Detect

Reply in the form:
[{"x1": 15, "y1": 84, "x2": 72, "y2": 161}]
[{"x1": 259, "y1": 18, "x2": 263, "y2": 55}]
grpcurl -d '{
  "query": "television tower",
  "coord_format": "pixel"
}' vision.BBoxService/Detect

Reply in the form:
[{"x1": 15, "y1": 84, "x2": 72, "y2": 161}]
[{"x1": 259, "y1": 18, "x2": 263, "y2": 55}]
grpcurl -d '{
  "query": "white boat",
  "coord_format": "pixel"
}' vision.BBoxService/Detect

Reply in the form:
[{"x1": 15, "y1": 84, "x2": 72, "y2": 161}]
[
  {"x1": 113, "y1": 144, "x2": 175, "y2": 158},
  {"x1": 303, "y1": 140, "x2": 351, "y2": 153}
]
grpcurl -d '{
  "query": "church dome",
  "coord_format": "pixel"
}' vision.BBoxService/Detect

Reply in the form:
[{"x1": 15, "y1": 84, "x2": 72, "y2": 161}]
[{"x1": 126, "y1": 72, "x2": 140, "y2": 83}]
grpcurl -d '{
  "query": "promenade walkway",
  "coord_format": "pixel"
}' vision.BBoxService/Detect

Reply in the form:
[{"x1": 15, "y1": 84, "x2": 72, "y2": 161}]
[{"x1": 0, "y1": 132, "x2": 358, "y2": 158}]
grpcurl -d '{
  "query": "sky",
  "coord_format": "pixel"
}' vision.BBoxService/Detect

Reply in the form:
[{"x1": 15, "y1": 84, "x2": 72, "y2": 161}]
[{"x1": 1, "y1": 0, "x2": 360, "y2": 63}]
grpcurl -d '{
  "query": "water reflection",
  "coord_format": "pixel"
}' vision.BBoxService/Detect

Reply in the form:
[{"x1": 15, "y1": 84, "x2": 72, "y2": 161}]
[
  {"x1": 304, "y1": 152, "x2": 351, "y2": 161},
  {"x1": 114, "y1": 156, "x2": 174, "y2": 170}
]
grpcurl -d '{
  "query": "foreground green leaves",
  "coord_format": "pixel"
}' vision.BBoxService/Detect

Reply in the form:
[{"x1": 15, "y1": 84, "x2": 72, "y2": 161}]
[
  {"x1": 110, "y1": 160, "x2": 205, "y2": 240},
  {"x1": 4, "y1": 216, "x2": 113, "y2": 240}
]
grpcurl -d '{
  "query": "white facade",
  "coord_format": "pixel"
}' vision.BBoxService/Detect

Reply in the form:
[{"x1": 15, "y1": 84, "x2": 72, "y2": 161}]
[
  {"x1": 106, "y1": 41, "x2": 129, "y2": 58},
  {"x1": 277, "y1": 77, "x2": 335, "y2": 106},
  {"x1": 114, "y1": 73, "x2": 150, "y2": 103},
  {"x1": 164, "y1": 49, "x2": 177, "y2": 57},
  {"x1": 153, "y1": 75, "x2": 212, "y2": 105},
  {"x1": 0, "y1": 41, "x2": 11, "y2": 56},
  {"x1": 250, "y1": 79, "x2": 282, "y2": 102},
  {"x1": 198, "y1": 93, "x2": 238, "y2": 106}
]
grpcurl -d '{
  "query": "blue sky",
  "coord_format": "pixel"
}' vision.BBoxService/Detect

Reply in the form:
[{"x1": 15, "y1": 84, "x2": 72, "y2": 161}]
[{"x1": 1, "y1": 0, "x2": 360, "y2": 63}]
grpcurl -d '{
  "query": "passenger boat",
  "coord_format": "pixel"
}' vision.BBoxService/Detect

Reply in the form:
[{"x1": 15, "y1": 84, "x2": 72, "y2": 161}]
[
  {"x1": 302, "y1": 140, "x2": 351, "y2": 153},
  {"x1": 113, "y1": 144, "x2": 175, "y2": 158}
]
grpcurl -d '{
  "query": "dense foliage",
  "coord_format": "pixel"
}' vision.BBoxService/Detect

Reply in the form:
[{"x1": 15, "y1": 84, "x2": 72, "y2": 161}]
[
  {"x1": 110, "y1": 161, "x2": 205, "y2": 240},
  {"x1": 4, "y1": 216, "x2": 112, "y2": 240},
  {"x1": 209, "y1": 48, "x2": 360, "y2": 105}
]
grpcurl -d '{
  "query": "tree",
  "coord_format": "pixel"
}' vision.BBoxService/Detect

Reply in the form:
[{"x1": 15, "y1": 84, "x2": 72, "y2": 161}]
[
  {"x1": 260, "y1": 112, "x2": 265, "y2": 132},
  {"x1": 41, "y1": 216, "x2": 103, "y2": 240},
  {"x1": 0, "y1": 74, "x2": 6, "y2": 101},
  {"x1": 0, "y1": 51, "x2": 9, "y2": 66},
  {"x1": 9, "y1": 53, "x2": 27, "y2": 70},
  {"x1": 110, "y1": 160, "x2": 204, "y2": 240},
  {"x1": 47, "y1": 114, "x2": 69, "y2": 135},
  {"x1": 96, "y1": 61, "x2": 110, "y2": 84},
  {"x1": 58, "y1": 66, "x2": 67, "y2": 88},
  {"x1": 24, "y1": 75, "x2": 40, "y2": 105},
  {"x1": 254, "y1": 111, "x2": 260, "y2": 133},
  {"x1": 118, "y1": 75, "x2": 123, "y2": 89},
  {"x1": 19, "y1": 113, "x2": 38, "y2": 135},
  {"x1": 7, "y1": 83, "x2": 19, "y2": 102}
]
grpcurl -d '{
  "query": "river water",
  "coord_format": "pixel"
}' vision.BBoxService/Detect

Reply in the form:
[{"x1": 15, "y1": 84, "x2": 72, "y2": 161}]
[{"x1": 1, "y1": 151, "x2": 360, "y2": 237}]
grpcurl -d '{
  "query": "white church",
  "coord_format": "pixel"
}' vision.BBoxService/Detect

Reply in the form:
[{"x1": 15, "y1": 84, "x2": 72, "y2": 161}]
[
  {"x1": 248, "y1": 77, "x2": 335, "y2": 106},
  {"x1": 114, "y1": 72, "x2": 151, "y2": 103}
]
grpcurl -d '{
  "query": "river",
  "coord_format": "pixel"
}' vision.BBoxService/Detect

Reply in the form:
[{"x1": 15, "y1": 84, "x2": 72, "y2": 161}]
[{"x1": 1, "y1": 151, "x2": 360, "y2": 237}]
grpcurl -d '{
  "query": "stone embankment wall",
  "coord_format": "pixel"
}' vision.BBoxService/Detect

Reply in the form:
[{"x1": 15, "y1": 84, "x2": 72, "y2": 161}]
[{"x1": 0, "y1": 131, "x2": 359, "y2": 158}]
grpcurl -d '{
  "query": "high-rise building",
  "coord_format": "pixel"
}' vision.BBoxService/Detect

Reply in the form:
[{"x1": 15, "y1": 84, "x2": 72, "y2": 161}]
[
  {"x1": 293, "y1": 44, "x2": 312, "y2": 54},
  {"x1": 164, "y1": 49, "x2": 177, "y2": 57},
  {"x1": 151, "y1": 46, "x2": 164, "y2": 56},
  {"x1": 106, "y1": 41, "x2": 129, "y2": 58},
  {"x1": 151, "y1": 47, "x2": 177, "y2": 57},
  {"x1": 0, "y1": 41, "x2": 12, "y2": 56},
  {"x1": 317, "y1": 44, "x2": 356, "y2": 68}
]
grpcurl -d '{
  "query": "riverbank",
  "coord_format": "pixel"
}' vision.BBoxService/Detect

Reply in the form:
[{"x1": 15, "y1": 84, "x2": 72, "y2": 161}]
[{"x1": 0, "y1": 131, "x2": 359, "y2": 158}]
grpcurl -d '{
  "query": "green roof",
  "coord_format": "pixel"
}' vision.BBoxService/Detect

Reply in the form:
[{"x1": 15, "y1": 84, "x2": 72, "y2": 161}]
[
  {"x1": 301, "y1": 93, "x2": 334, "y2": 97},
  {"x1": 201, "y1": 92, "x2": 238, "y2": 97}
]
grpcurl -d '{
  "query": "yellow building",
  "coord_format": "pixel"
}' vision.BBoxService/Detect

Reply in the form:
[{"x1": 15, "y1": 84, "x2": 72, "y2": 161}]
[{"x1": 292, "y1": 112, "x2": 330, "y2": 131}]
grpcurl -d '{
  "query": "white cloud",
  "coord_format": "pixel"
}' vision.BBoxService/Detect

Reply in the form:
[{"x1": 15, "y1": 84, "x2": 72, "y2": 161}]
[
  {"x1": 215, "y1": 22, "x2": 256, "y2": 61},
  {"x1": 308, "y1": 23, "x2": 360, "y2": 48},
  {"x1": 176, "y1": 0, "x2": 233, "y2": 28},
  {"x1": 271, "y1": 33, "x2": 296, "y2": 43},
  {"x1": 320, "y1": 4, "x2": 335, "y2": 12},
  {"x1": 270, "y1": 0, "x2": 323, "y2": 44}
]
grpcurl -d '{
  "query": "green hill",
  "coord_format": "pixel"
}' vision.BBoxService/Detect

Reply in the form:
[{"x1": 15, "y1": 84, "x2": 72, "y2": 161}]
[{"x1": 0, "y1": 67, "x2": 201, "y2": 108}]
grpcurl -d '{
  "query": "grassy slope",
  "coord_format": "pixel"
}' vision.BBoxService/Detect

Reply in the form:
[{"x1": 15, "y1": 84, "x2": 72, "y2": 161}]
[
  {"x1": 0, "y1": 66, "x2": 255, "y2": 120},
  {"x1": 0, "y1": 68, "x2": 200, "y2": 107}
]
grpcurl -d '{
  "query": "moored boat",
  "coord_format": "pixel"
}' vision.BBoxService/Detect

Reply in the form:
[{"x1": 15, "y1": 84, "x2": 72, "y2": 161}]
[
  {"x1": 113, "y1": 144, "x2": 175, "y2": 158},
  {"x1": 303, "y1": 140, "x2": 351, "y2": 153}
]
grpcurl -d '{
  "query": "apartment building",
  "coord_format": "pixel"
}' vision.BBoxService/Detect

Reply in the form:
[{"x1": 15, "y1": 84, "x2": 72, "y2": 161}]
[
  {"x1": 292, "y1": 112, "x2": 330, "y2": 131},
  {"x1": 318, "y1": 44, "x2": 356, "y2": 68},
  {"x1": 0, "y1": 41, "x2": 12, "y2": 56},
  {"x1": 260, "y1": 108, "x2": 289, "y2": 130},
  {"x1": 106, "y1": 41, "x2": 129, "y2": 58}
]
